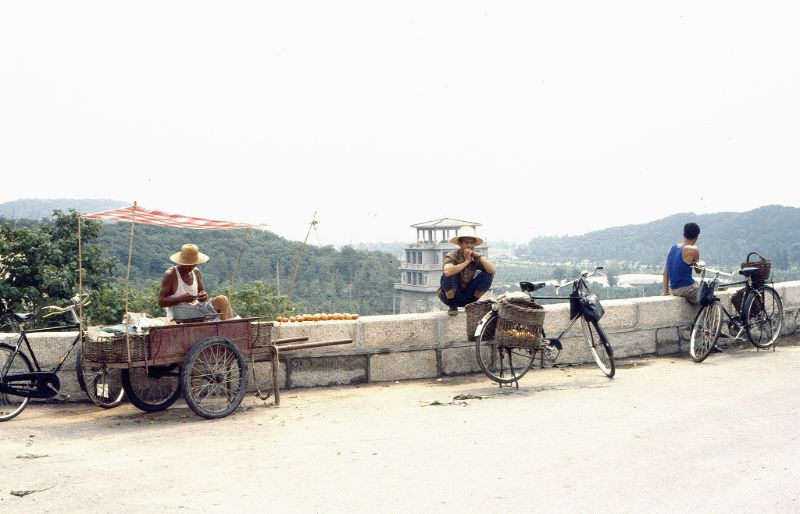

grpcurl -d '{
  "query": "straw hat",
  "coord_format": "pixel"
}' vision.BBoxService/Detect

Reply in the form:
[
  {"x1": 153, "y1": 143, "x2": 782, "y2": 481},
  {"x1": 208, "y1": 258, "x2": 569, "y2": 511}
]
[
  {"x1": 449, "y1": 226, "x2": 484, "y2": 246},
  {"x1": 170, "y1": 243, "x2": 209, "y2": 265}
]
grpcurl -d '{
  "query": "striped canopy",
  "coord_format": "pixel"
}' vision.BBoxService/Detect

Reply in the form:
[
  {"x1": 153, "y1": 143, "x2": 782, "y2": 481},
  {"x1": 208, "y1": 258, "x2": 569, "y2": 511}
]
[{"x1": 81, "y1": 205, "x2": 260, "y2": 230}]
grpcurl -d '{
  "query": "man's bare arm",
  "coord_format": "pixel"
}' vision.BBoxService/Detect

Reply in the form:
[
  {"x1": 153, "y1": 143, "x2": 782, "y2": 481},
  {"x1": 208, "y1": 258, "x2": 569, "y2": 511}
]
[
  {"x1": 682, "y1": 245, "x2": 702, "y2": 272},
  {"x1": 476, "y1": 255, "x2": 496, "y2": 275}
]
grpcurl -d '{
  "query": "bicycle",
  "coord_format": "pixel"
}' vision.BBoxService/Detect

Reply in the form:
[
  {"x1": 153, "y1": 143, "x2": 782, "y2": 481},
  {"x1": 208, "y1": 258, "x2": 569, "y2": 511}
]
[
  {"x1": 474, "y1": 267, "x2": 615, "y2": 386},
  {"x1": 689, "y1": 262, "x2": 784, "y2": 363},
  {"x1": 0, "y1": 294, "x2": 125, "y2": 421}
]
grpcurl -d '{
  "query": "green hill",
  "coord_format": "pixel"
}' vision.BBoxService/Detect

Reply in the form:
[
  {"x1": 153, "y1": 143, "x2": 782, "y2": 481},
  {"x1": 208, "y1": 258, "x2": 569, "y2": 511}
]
[
  {"x1": 94, "y1": 222, "x2": 399, "y2": 315},
  {"x1": 519, "y1": 205, "x2": 800, "y2": 267}
]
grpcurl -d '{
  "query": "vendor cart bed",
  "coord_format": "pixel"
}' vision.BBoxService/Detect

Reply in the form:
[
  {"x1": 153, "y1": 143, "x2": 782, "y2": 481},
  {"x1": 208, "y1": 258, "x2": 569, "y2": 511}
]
[{"x1": 83, "y1": 318, "x2": 352, "y2": 419}]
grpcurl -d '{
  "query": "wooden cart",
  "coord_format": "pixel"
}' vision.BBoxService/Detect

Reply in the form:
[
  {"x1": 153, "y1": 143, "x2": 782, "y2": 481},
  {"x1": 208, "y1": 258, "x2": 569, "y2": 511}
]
[{"x1": 83, "y1": 317, "x2": 351, "y2": 419}]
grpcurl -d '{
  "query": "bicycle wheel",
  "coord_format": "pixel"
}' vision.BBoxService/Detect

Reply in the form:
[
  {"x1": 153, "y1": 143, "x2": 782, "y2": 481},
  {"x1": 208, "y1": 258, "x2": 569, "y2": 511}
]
[
  {"x1": 474, "y1": 314, "x2": 536, "y2": 384},
  {"x1": 743, "y1": 286, "x2": 784, "y2": 349},
  {"x1": 76, "y1": 348, "x2": 125, "y2": 408},
  {"x1": 689, "y1": 302, "x2": 722, "y2": 363},
  {"x1": 0, "y1": 343, "x2": 33, "y2": 422},
  {"x1": 580, "y1": 318, "x2": 615, "y2": 378},
  {"x1": 181, "y1": 337, "x2": 249, "y2": 419},
  {"x1": 121, "y1": 364, "x2": 181, "y2": 412}
]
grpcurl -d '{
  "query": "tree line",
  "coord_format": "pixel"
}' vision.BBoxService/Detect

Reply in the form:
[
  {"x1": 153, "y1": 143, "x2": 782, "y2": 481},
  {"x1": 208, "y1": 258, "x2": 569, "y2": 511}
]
[{"x1": 1, "y1": 210, "x2": 400, "y2": 325}]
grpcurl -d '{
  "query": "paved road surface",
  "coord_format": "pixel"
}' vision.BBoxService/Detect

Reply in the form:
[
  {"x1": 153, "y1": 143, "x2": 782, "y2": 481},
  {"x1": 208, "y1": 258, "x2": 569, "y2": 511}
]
[{"x1": 3, "y1": 345, "x2": 799, "y2": 513}]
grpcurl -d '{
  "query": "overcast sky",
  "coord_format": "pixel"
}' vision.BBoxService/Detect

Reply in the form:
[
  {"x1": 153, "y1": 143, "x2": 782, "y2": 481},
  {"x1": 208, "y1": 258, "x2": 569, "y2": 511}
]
[{"x1": 1, "y1": 2, "x2": 798, "y2": 245}]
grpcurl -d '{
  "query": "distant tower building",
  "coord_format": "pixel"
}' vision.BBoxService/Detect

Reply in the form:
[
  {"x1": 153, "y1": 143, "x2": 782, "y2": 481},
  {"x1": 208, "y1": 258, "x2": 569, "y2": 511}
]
[{"x1": 394, "y1": 218, "x2": 489, "y2": 314}]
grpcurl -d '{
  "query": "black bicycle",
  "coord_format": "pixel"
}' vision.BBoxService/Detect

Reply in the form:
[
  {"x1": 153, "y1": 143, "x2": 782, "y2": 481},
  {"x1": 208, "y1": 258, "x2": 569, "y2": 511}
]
[
  {"x1": 689, "y1": 263, "x2": 784, "y2": 363},
  {"x1": 474, "y1": 267, "x2": 615, "y2": 385},
  {"x1": 0, "y1": 294, "x2": 125, "y2": 421}
]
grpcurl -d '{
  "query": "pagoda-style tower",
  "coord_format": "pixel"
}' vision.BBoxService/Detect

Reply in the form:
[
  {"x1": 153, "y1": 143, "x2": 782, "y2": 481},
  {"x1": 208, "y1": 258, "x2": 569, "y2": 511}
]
[{"x1": 394, "y1": 218, "x2": 489, "y2": 313}]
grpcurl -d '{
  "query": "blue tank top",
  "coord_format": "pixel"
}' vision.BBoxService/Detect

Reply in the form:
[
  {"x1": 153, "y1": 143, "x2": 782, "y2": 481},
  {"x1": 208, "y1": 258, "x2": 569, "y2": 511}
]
[{"x1": 667, "y1": 244, "x2": 694, "y2": 289}]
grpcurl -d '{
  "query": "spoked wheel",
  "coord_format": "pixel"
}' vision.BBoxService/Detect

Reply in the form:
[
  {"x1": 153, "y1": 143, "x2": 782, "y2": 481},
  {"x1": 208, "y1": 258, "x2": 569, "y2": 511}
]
[
  {"x1": 181, "y1": 337, "x2": 249, "y2": 419},
  {"x1": 743, "y1": 286, "x2": 784, "y2": 349},
  {"x1": 0, "y1": 343, "x2": 32, "y2": 422},
  {"x1": 475, "y1": 315, "x2": 536, "y2": 384},
  {"x1": 580, "y1": 318, "x2": 615, "y2": 378},
  {"x1": 121, "y1": 364, "x2": 181, "y2": 412},
  {"x1": 76, "y1": 348, "x2": 125, "y2": 408},
  {"x1": 689, "y1": 302, "x2": 722, "y2": 363}
]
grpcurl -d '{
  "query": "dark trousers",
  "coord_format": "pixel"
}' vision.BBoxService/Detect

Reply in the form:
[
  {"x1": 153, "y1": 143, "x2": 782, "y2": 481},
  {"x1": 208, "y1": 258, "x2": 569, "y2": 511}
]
[{"x1": 438, "y1": 272, "x2": 494, "y2": 308}]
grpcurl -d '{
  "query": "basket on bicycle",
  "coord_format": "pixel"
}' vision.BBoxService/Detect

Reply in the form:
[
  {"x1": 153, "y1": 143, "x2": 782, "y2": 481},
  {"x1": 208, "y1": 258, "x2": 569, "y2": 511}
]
[
  {"x1": 496, "y1": 299, "x2": 546, "y2": 348},
  {"x1": 466, "y1": 300, "x2": 494, "y2": 341},
  {"x1": 741, "y1": 251, "x2": 771, "y2": 285},
  {"x1": 83, "y1": 333, "x2": 148, "y2": 363},
  {"x1": 251, "y1": 320, "x2": 274, "y2": 347}
]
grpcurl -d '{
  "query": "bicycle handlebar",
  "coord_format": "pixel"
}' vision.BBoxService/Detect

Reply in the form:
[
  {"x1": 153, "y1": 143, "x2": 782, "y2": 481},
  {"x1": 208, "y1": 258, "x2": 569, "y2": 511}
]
[
  {"x1": 37, "y1": 294, "x2": 90, "y2": 324},
  {"x1": 699, "y1": 266, "x2": 733, "y2": 278},
  {"x1": 555, "y1": 266, "x2": 604, "y2": 295}
]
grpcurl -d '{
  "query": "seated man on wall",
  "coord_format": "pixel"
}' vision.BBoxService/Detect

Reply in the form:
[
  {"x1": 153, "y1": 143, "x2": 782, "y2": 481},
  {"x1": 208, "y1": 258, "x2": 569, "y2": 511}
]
[
  {"x1": 438, "y1": 227, "x2": 496, "y2": 315},
  {"x1": 158, "y1": 243, "x2": 234, "y2": 322},
  {"x1": 662, "y1": 222, "x2": 702, "y2": 304}
]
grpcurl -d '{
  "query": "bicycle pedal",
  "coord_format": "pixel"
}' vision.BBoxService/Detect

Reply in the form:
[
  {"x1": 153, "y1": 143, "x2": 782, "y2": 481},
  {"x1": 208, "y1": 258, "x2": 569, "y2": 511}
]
[{"x1": 53, "y1": 393, "x2": 71, "y2": 401}]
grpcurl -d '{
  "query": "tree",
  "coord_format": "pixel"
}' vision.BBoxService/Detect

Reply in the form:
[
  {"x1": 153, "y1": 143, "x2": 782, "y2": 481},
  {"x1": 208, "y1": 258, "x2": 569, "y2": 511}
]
[
  {"x1": 219, "y1": 281, "x2": 290, "y2": 319},
  {"x1": 605, "y1": 261, "x2": 622, "y2": 288},
  {"x1": 0, "y1": 210, "x2": 117, "y2": 322}
]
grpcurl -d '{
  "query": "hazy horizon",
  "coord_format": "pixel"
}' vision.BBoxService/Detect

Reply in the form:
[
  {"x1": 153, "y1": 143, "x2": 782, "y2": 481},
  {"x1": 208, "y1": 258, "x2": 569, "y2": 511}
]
[
  {"x1": 1, "y1": 197, "x2": 792, "y2": 246},
  {"x1": 2, "y1": 2, "x2": 798, "y2": 245}
]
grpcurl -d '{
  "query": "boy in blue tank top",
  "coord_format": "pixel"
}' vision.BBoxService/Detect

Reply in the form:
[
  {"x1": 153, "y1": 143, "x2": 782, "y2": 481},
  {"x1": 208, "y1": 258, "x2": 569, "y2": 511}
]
[{"x1": 662, "y1": 222, "x2": 702, "y2": 304}]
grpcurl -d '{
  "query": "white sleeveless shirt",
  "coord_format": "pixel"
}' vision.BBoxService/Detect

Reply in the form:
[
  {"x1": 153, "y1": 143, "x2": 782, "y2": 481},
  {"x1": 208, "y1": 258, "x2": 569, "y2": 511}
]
[{"x1": 165, "y1": 266, "x2": 199, "y2": 320}]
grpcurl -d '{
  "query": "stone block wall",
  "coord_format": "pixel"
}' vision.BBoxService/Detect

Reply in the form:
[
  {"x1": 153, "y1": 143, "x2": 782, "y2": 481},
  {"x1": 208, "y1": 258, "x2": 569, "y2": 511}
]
[{"x1": 4, "y1": 281, "x2": 799, "y2": 402}]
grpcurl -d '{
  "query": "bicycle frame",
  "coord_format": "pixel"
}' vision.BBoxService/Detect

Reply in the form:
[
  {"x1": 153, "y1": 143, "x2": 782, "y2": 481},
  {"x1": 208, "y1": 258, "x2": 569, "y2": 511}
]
[
  {"x1": 1, "y1": 321, "x2": 82, "y2": 399},
  {"x1": 700, "y1": 270, "x2": 756, "y2": 336},
  {"x1": 530, "y1": 282, "x2": 593, "y2": 341}
]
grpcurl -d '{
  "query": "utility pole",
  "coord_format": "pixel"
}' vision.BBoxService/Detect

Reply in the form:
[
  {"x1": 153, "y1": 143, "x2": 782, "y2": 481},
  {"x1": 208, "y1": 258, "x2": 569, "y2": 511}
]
[{"x1": 284, "y1": 212, "x2": 317, "y2": 312}]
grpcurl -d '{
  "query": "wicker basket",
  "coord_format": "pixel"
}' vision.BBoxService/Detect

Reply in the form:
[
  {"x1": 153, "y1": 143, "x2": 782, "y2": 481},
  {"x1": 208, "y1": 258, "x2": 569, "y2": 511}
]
[
  {"x1": 466, "y1": 301, "x2": 494, "y2": 341},
  {"x1": 83, "y1": 333, "x2": 148, "y2": 363},
  {"x1": 496, "y1": 300, "x2": 545, "y2": 348},
  {"x1": 251, "y1": 321, "x2": 273, "y2": 347},
  {"x1": 741, "y1": 251, "x2": 771, "y2": 284}
]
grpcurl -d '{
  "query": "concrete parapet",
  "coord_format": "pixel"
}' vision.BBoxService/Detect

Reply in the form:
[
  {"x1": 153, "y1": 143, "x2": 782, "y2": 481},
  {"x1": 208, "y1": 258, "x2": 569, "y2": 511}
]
[
  {"x1": 360, "y1": 313, "x2": 439, "y2": 350},
  {"x1": 5, "y1": 280, "x2": 800, "y2": 402},
  {"x1": 369, "y1": 350, "x2": 438, "y2": 382}
]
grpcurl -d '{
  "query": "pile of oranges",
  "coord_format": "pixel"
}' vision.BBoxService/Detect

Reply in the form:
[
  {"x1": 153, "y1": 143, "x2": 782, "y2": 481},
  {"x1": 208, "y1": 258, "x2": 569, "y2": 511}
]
[{"x1": 275, "y1": 313, "x2": 359, "y2": 323}]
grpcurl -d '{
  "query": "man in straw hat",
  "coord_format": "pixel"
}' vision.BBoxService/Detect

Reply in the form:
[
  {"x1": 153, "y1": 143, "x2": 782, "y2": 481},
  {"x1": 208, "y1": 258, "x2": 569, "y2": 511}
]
[
  {"x1": 438, "y1": 226, "x2": 496, "y2": 315},
  {"x1": 158, "y1": 243, "x2": 234, "y2": 322}
]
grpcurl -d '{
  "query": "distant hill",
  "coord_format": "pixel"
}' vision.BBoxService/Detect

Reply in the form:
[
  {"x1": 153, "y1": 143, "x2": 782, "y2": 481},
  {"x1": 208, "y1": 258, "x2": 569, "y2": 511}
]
[
  {"x1": 518, "y1": 205, "x2": 800, "y2": 267},
  {"x1": 0, "y1": 198, "x2": 127, "y2": 220}
]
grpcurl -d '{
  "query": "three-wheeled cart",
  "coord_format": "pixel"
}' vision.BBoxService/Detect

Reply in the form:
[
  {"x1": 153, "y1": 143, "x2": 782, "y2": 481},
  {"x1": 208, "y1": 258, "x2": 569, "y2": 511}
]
[{"x1": 83, "y1": 318, "x2": 351, "y2": 419}]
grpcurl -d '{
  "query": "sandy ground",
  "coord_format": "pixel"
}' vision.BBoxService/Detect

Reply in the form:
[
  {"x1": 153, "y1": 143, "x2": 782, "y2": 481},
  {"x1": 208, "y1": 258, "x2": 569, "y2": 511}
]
[{"x1": 2, "y1": 345, "x2": 799, "y2": 513}]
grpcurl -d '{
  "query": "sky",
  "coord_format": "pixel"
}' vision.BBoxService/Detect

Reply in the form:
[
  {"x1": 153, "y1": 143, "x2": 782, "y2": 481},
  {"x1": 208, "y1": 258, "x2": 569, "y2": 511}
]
[{"x1": 1, "y1": 2, "x2": 798, "y2": 246}]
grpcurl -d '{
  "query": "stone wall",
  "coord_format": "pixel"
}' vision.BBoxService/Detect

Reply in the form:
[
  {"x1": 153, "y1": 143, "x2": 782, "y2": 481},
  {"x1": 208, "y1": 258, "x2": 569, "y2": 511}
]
[{"x1": 4, "y1": 281, "x2": 799, "y2": 401}]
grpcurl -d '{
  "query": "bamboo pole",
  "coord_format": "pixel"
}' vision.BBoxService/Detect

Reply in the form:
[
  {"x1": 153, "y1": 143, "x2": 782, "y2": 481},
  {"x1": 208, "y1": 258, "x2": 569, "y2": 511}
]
[
  {"x1": 124, "y1": 202, "x2": 137, "y2": 369},
  {"x1": 284, "y1": 212, "x2": 317, "y2": 312}
]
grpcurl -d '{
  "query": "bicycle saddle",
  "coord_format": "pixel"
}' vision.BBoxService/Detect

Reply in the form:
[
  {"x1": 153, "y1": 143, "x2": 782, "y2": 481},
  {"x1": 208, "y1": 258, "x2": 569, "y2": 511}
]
[
  {"x1": 519, "y1": 281, "x2": 547, "y2": 292},
  {"x1": 8, "y1": 312, "x2": 35, "y2": 323},
  {"x1": 738, "y1": 268, "x2": 760, "y2": 278}
]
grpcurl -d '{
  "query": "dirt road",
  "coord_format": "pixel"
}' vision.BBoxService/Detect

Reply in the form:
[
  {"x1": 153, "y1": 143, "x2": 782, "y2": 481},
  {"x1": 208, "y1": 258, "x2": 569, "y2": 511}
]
[{"x1": 3, "y1": 345, "x2": 799, "y2": 513}]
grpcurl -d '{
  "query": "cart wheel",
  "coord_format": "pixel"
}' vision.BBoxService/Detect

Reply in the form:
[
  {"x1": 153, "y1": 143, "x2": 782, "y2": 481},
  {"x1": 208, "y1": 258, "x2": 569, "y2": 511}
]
[
  {"x1": 121, "y1": 364, "x2": 181, "y2": 412},
  {"x1": 181, "y1": 337, "x2": 249, "y2": 419},
  {"x1": 76, "y1": 348, "x2": 125, "y2": 408}
]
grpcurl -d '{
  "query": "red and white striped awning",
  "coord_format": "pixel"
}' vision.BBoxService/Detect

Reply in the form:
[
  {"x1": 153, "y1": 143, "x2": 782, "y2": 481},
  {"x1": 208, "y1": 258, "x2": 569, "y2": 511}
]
[{"x1": 81, "y1": 205, "x2": 261, "y2": 230}]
